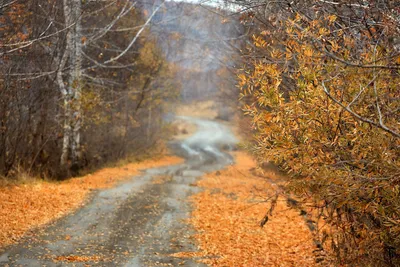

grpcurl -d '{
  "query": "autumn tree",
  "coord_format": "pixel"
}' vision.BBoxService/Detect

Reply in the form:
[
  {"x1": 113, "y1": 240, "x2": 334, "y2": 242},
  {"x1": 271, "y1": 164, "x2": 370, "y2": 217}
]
[
  {"x1": 236, "y1": 0, "x2": 400, "y2": 265},
  {"x1": 0, "y1": 0, "x2": 179, "y2": 177}
]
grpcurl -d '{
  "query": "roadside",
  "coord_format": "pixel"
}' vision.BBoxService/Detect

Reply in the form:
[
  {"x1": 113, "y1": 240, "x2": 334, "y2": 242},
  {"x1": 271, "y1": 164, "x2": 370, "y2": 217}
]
[
  {"x1": 0, "y1": 100, "x2": 216, "y2": 252},
  {"x1": 174, "y1": 152, "x2": 317, "y2": 266},
  {"x1": 0, "y1": 99, "x2": 320, "y2": 266},
  {"x1": 0, "y1": 155, "x2": 182, "y2": 250},
  {"x1": 172, "y1": 101, "x2": 317, "y2": 265},
  {"x1": 0, "y1": 114, "x2": 237, "y2": 266}
]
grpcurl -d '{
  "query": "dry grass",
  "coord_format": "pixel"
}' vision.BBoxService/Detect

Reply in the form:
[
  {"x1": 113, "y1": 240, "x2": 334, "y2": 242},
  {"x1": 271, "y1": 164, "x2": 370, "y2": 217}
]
[
  {"x1": 0, "y1": 155, "x2": 182, "y2": 249},
  {"x1": 178, "y1": 151, "x2": 317, "y2": 266}
]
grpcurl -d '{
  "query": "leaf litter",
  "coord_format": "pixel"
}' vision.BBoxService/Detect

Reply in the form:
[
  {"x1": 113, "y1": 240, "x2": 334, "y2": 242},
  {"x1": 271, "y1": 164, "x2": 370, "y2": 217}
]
[
  {"x1": 0, "y1": 155, "x2": 182, "y2": 250},
  {"x1": 172, "y1": 151, "x2": 318, "y2": 266}
]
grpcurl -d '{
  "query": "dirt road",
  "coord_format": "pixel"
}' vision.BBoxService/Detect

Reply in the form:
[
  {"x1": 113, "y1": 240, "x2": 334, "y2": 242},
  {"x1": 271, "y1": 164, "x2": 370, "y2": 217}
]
[{"x1": 0, "y1": 117, "x2": 236, "y2": 267}]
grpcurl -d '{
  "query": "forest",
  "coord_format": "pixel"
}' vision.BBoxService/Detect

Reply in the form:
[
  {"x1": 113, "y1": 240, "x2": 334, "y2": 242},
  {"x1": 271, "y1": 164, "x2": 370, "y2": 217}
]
[{"x1": 0, "y1": 0, "x2": 180, "y2": 178}]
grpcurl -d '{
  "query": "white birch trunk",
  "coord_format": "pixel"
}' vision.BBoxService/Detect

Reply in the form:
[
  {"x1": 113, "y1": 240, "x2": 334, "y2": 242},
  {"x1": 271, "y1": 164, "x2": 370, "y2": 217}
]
[
  {"x1": 60, "y1": 0, "x2": 82, "y2": 168},
  {"x1": 71, "y1": 0, "x2": 82, "y2": 165},
  {"x1": 147, "y1": 91, "x2": 153, "y2": 142},
  {"x1": 61, "y1": 97, "x2": 72, "y2": 167}
]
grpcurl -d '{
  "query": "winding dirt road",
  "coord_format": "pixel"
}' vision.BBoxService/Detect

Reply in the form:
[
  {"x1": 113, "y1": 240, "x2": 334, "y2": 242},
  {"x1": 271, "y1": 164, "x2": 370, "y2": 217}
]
[{"x1": 0, "y1": 117, "x2": 236, "y2": 267}]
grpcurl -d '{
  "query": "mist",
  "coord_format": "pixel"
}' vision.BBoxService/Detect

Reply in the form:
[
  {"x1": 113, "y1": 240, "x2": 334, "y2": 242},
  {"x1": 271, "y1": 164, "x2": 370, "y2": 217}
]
[{"x1": 143, "y1": 0, "x2": 244, "y2": 102}]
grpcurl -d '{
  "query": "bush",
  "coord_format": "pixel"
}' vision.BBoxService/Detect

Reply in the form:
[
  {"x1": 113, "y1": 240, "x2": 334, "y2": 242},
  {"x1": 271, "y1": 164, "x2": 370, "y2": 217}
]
[{"x1": 238, "y1": 1, "x2": 400, "y2": 265}]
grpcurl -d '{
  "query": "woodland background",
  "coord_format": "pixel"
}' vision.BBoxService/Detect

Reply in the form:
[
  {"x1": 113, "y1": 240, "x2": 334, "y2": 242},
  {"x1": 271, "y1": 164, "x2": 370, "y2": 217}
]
[
  {"x1": 0, "y1": 0, "x2": 182, "y2": 178},
  {"x1": 0, "y1": 0, "x2": 240, "y2": 178}
]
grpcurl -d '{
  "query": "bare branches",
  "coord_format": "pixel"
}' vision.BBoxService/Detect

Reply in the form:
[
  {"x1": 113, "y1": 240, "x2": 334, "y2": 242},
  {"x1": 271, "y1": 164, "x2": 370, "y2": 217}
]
[
  {"x1": 0, "y1": 0, "x2": 18, "y2": 9},
  {"x1": 321, "y1": 46, "x2": 400, "y2": 70},
  {"x1": 316, "y1": 0, "x2": 369, "y2": 9},
  {"x1": 87, "y1": 0, "x2": 136, "y2": 44},
  {"x1": 0, "y1": 0, "x2": 181, "y2": 177},
  {"x1": 321, "y1": 80, "x2": 400, "y2": 138},
  {"x1": 104, "y1": 1, "x2": 166, "y2": 64}
]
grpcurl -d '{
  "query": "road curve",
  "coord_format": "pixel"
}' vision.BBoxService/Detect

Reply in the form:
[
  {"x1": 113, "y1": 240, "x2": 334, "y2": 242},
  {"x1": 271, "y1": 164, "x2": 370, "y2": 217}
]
[{"x1": 0, "y1": 117, "x2": 237, "y2": 267}]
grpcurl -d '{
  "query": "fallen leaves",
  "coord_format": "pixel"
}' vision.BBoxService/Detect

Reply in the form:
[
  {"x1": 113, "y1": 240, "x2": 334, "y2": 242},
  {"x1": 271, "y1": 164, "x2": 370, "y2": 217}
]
[
  {"x1": 0, "y1": 155, "x2": 182, "y2": 249},
  {"x1": 54, "y1": 254, "x2": 106, "y2": 263},
  {"x1": 185, "y1": 151, "x2": 317, "y2": 266},
  {"x1": 152, "y1": 175, "x2": 173, "y2": 185}
]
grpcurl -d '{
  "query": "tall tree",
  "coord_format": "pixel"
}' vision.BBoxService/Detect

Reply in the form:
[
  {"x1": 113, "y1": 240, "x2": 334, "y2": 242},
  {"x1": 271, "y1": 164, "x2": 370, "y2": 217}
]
[
  {"x1": 59, "y1": 0, "x2": 83, "y2": 167},
  {"x1": 0, "y1": 0, "x2": 179, "y2": 177}
]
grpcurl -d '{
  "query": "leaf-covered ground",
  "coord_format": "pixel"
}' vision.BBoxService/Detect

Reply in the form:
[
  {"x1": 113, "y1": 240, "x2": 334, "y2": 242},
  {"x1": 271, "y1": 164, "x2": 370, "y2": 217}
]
[
  {"x1": 0, "y1": 155, "x2": 182, "y2": 250},
  {"x1": 178, "y1": 151, "x2": 317, "y2": 266}
]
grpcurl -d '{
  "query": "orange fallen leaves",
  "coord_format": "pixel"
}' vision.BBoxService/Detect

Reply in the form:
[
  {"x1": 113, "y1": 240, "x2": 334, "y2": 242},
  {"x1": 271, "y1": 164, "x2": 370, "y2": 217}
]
[
  {"x1": 152, "y1": 175, "x2": 173, "y2": 185},
  {"x1": 186, "y1": 152, "x2": 317, "y2": 266},
  {"x1": 0, "y1": 155, "x2": 182, "y2": 249},
  {"x1": 54, "y1": 254, "x2": 106, "y2": 263}
]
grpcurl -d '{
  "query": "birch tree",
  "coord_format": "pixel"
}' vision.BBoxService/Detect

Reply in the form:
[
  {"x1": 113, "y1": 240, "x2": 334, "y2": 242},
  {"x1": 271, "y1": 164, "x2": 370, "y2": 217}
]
[
  {"x1": 58, "y1": 0, "x2": 166, "y2": 169},
  {"x1": 59, "y1": 0, "x2": 83, "y2": 167},
  {"x1": 0, "y1": 0, "x2": 178, "y2": 176}
]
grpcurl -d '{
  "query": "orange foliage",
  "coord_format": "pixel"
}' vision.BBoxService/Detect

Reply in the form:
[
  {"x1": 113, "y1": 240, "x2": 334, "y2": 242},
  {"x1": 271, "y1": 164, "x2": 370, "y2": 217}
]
[{"x1": 239, "y1": 3, "x2": 400, "y2": 264}]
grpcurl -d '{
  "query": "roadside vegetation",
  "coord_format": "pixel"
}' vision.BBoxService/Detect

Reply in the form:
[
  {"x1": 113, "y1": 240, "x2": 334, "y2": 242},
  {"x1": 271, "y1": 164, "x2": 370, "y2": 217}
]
[
  {"x1": 0, "y1": 154, "x2": 182, "y2": 249},
  {"x1": 0, "y1": 1, "x2": 179, "y2": 179},
  {"x1": 0, "y1": 0, "x2": 182, "y2": 251},
  {"x1": 236, "y1": 1, "x2": 400, "y2": 265}
]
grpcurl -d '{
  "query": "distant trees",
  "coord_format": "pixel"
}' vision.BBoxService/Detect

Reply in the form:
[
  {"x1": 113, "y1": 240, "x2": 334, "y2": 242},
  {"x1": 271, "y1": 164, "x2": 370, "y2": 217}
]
[
  {"x1": 148, "y1": 1, "x2": 243, "y2": 103},
  {"x1": 236, "y1": 0, "x2": 400, "y2": 265},
  {"x1": 0, "y1": 0, "x2": 179, "y2": 177}
]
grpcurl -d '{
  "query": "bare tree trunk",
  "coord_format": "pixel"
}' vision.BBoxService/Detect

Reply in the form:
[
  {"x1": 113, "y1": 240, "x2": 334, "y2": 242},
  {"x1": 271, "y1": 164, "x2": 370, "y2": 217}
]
[
  {"x1": 58, "y1": 14, "x2": 70, "y2": 167},
  {"x1": 147, "y1": 91, "x2": 153, "y2": 142},
  {"x1": 60, "y1": 0, "x2": 82, "y2": 169},
  {"x1": 61, "y1": 96, "x2": 72, "y2": 167},
  {"x1": 71, "y1": 0, "x2": 82, "y2": 166}
]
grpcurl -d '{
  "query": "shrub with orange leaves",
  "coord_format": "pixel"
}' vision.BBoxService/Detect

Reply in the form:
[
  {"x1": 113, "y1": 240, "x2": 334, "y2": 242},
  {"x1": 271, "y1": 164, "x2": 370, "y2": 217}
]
[{"x1": 237, "y1": 1, "x2": 400, "y2": 266}]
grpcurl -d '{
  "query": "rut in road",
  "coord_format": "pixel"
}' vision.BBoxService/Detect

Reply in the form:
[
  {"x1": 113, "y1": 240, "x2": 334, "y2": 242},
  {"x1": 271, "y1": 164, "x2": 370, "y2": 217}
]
[{"x1": 0, "y1": 117, "x2": 236, "y2": 267}]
